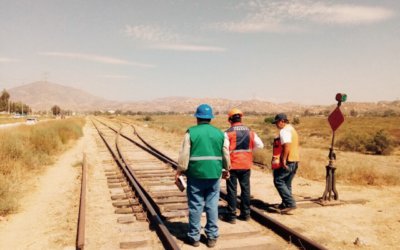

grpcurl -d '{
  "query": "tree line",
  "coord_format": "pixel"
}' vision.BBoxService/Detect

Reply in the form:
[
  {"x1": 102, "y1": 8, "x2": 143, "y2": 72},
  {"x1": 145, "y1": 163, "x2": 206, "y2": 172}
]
[
  {"x1": 0, "y1": 89, "x2": 31, "y2": 114},
  {"x1": 1, "y1": 89, "x2": 65, "y2": 116}
]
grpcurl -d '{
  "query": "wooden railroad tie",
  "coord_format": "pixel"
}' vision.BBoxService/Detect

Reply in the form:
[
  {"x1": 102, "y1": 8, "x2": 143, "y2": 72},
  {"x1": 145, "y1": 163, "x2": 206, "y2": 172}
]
[
  {"x1": 108, "y1": 183, "x2": 128, "y2": 188},
  {"x1": 117, "y1": 216, "x2": 136, "y2": 224},
  {"x1": 112, "y1": 199, "x2": 139, "y2": 207},
  {"x1": 111, "y1": 192, "x2": 135, "y2": 200},
  {"x1": 115, "y1": 205, "x2": 142, "y2": 214}
]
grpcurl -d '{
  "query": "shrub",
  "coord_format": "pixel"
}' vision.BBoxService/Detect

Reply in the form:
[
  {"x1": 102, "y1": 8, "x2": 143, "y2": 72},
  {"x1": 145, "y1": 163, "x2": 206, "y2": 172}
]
[
  {"x1": 336, "y1": 131, "x2": 368, "y2": 152},
  {"x1": 264, "y1": 117, "x2": 274, "y2": 124},
  {"x1": 143, "y1": 115, "x2": 152, "y2": 121},
  {"x1": 292, "y1": 116, "x2": 300, "y2": 125},
  {"x1": 336, "y1": 129, "x2": 394, "y2": 155},
  {"x1": 383, "y1": 109, "x2": 396, "y2": 117},
  {"x1": 350, "y1": 109, "x2": 358, "y2": 117},
  {"x1": 365, "y1": 130, "x2": 393, "y2": 155}
]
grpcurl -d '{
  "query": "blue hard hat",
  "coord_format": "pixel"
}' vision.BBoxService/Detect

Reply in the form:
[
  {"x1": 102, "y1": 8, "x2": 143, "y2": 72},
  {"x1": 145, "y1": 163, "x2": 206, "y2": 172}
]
[{"x1": 194, "y1": 104, "x2": 214, "y2": 119}]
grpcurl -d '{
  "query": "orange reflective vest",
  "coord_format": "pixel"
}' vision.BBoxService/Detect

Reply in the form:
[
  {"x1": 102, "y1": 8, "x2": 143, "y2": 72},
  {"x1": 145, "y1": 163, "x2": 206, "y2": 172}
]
[
  {"x1": 226, "y1": 123, "x2": 255, "y2": 170},
  {"x1": 271, "y1": 137, "x2": 283, "y2": 169}
]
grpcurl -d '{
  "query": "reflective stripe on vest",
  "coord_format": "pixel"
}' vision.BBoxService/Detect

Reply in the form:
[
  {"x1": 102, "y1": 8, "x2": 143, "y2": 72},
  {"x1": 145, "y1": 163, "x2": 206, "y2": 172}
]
[
  {"x1": 189, "y1": 156, "x2": 223, "y2": 161},
  {"x1": 231, "y1": 149, "x2": 252, "y2": 153}
]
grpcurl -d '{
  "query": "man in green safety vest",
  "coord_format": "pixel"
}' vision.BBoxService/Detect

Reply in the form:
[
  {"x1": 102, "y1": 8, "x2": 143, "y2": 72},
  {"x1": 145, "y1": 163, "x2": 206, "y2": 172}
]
[{"x1": 176, "y1": 104, "x2": 230, "y2": 248}]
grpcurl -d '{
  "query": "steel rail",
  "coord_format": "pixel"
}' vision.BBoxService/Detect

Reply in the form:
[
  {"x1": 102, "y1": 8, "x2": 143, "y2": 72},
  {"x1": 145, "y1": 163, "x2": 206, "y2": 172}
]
[
  {"x1": 114, "y1": 126, "x2": 165, "y2": 218},
  {"x1": 219, "y1": 190, "x2": 328, "y2": 250},
  {"x1": 96, "y1": 119, "x2": 175, "y2": 167},
  {"x1": 92, "y1": 120, "x2": 180, "y2": 250},
  {"x1": 131, "y1": 125, "x2": 177, "y2": 166},
  {"x1": 76, "y1": 153, "x2": 87, "y2": 250}
]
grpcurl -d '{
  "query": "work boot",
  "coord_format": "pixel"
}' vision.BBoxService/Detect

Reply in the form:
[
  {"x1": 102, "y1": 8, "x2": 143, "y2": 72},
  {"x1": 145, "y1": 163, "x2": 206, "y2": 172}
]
[
  {"x1": 278, "y1": 203, "x2": 286, "y2": 209},
  {"x1": 185, "y1": 237, "x2": 200, "y2": 247},
  {"x1": 207, "y1": 238, "x2": 217, "y2": 248},
  {"x1": 219, "y1": 214, "x2": 236, "y2": 224},
  {"x1": 280, "y1": 206, "x2": 296, "y2": 215},
  {"x1": 238, "y1": 214, "x2": 250, "y2": 221},
  {"x1": 273, "y1": 203, "x2": 287, "y2": 209}
]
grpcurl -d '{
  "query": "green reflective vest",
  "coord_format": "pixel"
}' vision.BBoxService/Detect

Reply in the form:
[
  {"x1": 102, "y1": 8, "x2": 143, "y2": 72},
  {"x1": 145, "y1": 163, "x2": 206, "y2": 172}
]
[{"x1": 187, "y1": 123, "x2": 224, "y2": 179}]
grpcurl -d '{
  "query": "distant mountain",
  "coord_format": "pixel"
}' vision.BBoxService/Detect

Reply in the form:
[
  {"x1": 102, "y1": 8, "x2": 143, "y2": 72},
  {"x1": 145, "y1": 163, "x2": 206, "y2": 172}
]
[
  {"x1": 119, "y1": 97, "x2": 308, "y2": 114},
  {"x1": 7, "y1": 81, "x2": 400, "y2": 114},
  {"x1": 8, "y1": 81, "x2": 117, "y2": 111}
]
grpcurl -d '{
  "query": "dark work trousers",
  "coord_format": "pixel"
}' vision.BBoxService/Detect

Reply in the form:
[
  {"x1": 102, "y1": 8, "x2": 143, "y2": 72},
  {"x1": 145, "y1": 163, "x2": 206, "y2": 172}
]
[
  {"x1": 226, "y1": 169, "x2": 251, "y2": 219},
  {"x1": 273, "y1": 162, "x2": 298, "y2": 208}
]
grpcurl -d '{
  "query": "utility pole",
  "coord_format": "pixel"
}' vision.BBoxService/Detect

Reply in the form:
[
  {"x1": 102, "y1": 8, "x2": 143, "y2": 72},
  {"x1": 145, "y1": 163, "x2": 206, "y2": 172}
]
[{"x1": 8, "y1": 99, "x2": 10, "y2": 114}]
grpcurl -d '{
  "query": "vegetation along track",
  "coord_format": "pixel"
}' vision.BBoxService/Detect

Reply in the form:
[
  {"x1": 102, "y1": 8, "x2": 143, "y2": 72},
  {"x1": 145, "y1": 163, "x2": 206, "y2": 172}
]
[{"x1": 87, "y1": 117, "x2": 327, "y2": 249}]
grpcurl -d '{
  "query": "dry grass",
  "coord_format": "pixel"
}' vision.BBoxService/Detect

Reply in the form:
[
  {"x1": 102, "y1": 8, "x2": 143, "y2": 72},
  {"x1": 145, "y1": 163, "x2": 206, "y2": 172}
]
[
  {"x1": 118, "y1": 114, "x2": 400, "y2": 186},
  {"x1": 0, "y1": 118, "x2": 85, "y2": 215}
]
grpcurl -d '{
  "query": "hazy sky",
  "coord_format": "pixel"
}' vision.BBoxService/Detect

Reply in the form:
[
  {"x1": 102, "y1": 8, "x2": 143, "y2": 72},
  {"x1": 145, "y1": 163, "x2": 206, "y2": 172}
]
[{"x1": 1, "y1": 0, "x2": 399, "y2": 104}]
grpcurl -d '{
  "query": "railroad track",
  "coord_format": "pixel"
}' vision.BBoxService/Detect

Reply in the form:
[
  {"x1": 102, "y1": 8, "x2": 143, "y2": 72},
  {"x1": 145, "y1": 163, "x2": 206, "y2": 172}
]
[{"x1": 77, "y1": 117, "x2": 328, "y2": 249}]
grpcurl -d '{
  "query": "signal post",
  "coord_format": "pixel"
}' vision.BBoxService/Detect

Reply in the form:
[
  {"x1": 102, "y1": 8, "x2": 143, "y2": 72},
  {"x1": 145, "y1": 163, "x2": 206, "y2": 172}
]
[{"x1": 319, "y1": 93, "x2": 347, "y2": 205}]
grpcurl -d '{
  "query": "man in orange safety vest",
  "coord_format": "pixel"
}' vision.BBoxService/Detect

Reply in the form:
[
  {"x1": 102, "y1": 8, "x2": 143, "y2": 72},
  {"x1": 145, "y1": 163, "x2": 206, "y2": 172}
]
[{"x1": 221, "y1": 108, "x2": 264, "y2": 224}]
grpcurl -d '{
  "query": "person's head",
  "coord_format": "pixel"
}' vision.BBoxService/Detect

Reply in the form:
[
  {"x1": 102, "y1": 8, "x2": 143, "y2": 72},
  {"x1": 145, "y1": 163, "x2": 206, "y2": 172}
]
[
  {"x1": 272, "y1": 113, "x2": 289, "y2": 129},
  {"x1": 228, "y1": 108, "x2": 243, "y2": 124},
  {"x1": 194, "y1": 104, "x2": 214, "y2": 124}
]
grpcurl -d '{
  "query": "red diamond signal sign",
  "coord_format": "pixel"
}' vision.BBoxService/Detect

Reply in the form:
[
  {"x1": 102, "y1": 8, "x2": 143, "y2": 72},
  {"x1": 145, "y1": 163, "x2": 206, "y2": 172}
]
[{"x1": 328, "y1": 107, "x2": 344, "y2": 132}]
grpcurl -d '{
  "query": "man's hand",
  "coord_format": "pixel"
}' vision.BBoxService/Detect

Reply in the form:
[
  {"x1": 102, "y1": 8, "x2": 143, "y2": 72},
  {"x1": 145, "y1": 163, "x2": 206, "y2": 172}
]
[
  {"x1": 222, "y1": 170, "x2": 230, "y2": 179},
  {"x1": 282, "y1": 160, "x2": 289, "y2": 170},
  {"x1": 271, "y1": 157, "x2": 279, "y2": 166}
]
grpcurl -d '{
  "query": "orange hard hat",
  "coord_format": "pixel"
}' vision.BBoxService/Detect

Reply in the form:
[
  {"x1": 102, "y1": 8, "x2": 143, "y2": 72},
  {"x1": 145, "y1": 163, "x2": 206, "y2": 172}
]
[{"x1": 228, "y1": 108, "x2": 243, "y2": 118}]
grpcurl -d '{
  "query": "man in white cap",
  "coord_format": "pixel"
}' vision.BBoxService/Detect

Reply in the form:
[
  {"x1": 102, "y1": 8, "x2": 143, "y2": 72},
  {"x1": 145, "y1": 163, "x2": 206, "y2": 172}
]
[{"x1": 271, "y1": 113, "x2": 300, "y2": 214}]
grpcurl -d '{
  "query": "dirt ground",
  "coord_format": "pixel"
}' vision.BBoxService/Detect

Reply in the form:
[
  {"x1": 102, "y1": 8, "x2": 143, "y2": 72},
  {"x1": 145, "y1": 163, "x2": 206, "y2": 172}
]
[
  {"x1": 251, "y1": 171, "x2": 400, "y2": 249},
  {"x1": 0, "y1": 120, "x2": 399, "y2": 249}
]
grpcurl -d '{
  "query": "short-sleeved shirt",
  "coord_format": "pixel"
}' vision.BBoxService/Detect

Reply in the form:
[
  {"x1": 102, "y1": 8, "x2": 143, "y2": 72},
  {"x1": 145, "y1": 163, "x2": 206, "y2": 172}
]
[{"x1": 279, "y1": 124, "x2": 299, "y2": 162}]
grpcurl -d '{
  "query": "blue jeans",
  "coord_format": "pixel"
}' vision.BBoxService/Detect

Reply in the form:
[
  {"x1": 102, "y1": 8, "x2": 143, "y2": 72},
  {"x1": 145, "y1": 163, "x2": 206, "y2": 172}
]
[
  {"x1": 273, "y1": 162, "x2": 298, "y2": 208},
  {"x1": 226, "y1": 169, "x2": 251, "y2": 219},
  {"x1": 186, "y1": 178, "x2": 220, "y2": 241}
]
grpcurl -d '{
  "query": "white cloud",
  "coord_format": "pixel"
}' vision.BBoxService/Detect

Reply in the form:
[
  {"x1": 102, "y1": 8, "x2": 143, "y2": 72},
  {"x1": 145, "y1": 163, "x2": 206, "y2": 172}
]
[
  {"x1": 151, "y1": 43, "x2": 227, "y2": 52},
  {"x1": 214, "y1": 17, "x2": 295, "y2": 33},
  {"x1": 124, "y1": 25, "x2": 180, "y2": 42},
  {"x1": 282, "y1": 1, "x2": 394, "y2": 24},
  {"x1": 0, "y1": 57, "x2": 19, "y2": 63},
  {"x1": 214, "y1": 0, "x2": 395, "y2": 33},
  {"x1": 39, "y1": 52, "x2": 155, "y2": 68},
  {"x1": 124, "y1": 25, "x2": 227, "y2": 52}
]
